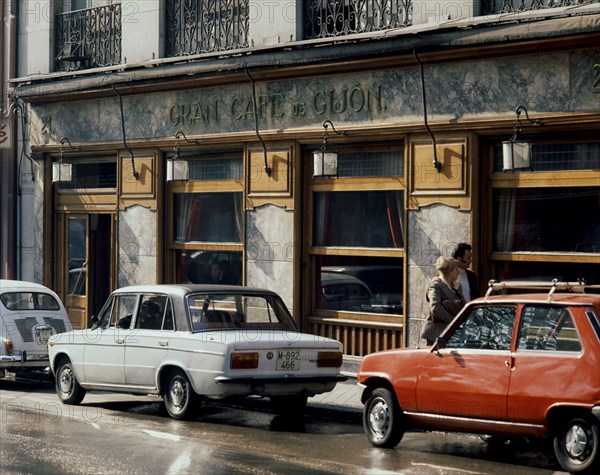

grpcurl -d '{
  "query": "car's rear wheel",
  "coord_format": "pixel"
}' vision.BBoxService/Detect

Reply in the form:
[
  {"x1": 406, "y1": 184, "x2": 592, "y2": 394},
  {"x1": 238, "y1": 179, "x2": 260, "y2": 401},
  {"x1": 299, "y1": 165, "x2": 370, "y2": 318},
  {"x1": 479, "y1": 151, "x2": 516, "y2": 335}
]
[
  {"x1": 55, "y1": 357, "x2": 86, "y2": 405},
  {"x1": 163, "y1": 369, "x2": 200, "y2": 420},
  {"x1": 270, "y1": 395, "x2": 308, "y2": 419},
  {"x1": 553, "y1": 415, "x2": 600, "y2": 474},
  {"x1": 363, "y1": 387, "x2": 404, "y2": 448}
]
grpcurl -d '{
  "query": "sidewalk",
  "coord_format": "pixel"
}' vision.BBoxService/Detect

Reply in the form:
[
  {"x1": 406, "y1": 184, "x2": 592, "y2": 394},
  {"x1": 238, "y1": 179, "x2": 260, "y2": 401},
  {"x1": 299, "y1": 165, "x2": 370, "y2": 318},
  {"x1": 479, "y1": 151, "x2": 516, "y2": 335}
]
[{"x1": 305, "y1": 372, "x2": 363, "y2": 423}]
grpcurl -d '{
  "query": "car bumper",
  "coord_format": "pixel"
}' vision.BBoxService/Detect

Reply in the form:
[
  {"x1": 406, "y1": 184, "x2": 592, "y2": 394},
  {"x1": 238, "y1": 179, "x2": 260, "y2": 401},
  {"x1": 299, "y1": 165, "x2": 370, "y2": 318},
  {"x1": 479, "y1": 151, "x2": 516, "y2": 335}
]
[
  {"x1": 1, "y1": 354, "x2": 49, "y2": 367},
  {"x1": 214, "y1": 375, "x2": 348, "y2": 385}
]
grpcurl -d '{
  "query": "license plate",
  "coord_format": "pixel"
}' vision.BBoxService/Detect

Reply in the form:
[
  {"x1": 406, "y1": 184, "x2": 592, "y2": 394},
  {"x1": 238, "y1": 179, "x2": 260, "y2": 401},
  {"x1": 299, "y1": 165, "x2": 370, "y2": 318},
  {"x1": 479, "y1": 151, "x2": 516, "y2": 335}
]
[
  {"x1": 276, "y1": 350, "x2": 301, "y2": 371},
  {"x1": 35, "y1": 326, "x2": 54, "y2": 345}
]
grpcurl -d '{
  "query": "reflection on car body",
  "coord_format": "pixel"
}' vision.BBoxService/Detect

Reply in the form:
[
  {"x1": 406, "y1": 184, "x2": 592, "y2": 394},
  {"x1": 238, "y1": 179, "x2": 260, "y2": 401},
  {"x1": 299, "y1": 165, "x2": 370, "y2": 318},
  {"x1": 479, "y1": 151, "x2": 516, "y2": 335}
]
[
  {"x1": 48, "y1": 284, "x2": 345, "y2": 420},
  {"x1": 321, "y1": 265, "x2": 403, "y2": 314},
  {"x1": 358, "y1": 280, "x2": 600, "y2": 475}
]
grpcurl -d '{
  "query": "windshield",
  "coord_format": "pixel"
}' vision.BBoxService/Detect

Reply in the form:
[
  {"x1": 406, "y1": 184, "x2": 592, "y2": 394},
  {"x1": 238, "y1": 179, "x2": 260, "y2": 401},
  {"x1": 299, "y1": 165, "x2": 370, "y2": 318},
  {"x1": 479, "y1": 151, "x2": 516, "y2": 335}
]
[{"x1": 187, "y1": 293, "x2": 297, "y2": 332}]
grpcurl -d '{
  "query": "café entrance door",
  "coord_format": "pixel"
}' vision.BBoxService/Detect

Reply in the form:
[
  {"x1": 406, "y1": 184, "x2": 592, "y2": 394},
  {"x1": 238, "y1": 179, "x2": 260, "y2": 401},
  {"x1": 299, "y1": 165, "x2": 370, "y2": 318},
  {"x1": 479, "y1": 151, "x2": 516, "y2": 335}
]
[{"x1": 57, "y1": 213, "x2": 114, "y2": 329}]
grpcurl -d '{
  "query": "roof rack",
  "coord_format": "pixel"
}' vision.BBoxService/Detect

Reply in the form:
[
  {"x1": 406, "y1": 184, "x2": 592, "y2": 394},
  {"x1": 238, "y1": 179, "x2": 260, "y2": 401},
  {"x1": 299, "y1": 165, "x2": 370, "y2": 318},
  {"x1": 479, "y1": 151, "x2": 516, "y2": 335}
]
[{"x1": 485, "y1": 279, "x2": 600, "y2": 303}]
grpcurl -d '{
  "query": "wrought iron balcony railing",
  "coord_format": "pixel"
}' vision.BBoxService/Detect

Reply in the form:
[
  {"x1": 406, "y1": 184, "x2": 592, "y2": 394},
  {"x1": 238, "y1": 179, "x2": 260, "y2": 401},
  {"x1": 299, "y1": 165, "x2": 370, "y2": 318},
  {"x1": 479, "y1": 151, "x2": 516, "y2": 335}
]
[
  {"x1": 55, "y1": 3, "x2": 122, "y2": 72},
  {"x1": 165, "y1": 0, "x2": 249, "y2": 57},
  {"x1": 482, "y1": 0, "x2": 599, "y2": 15},
  {"x1": 304, "y1": 0, "x2": 413, "y2": 39}
]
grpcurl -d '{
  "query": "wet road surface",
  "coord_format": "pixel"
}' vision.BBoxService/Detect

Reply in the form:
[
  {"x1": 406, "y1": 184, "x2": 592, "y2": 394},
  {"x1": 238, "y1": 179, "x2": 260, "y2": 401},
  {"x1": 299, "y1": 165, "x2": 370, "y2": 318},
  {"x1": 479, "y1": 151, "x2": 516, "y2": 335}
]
[{"x1": 0, "y1": 377, "x2": 567, "y2": 474}]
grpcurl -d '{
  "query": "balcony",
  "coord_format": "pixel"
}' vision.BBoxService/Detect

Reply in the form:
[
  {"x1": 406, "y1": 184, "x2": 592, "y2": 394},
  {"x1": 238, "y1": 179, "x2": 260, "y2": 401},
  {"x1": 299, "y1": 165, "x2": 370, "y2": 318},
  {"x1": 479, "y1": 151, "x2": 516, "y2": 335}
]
[
  {"x1": 483, "y1": 0, "x2": 598, "y2": 15},
  {"x1": 55, "y1": 3, "x2": 122, "y2": 72},
  {"x1": 304, "y1": 0, "x2": 413, "y2": 39},
  {"x1": 165, "y1": 0, "x2": 249, "y2": 57}
]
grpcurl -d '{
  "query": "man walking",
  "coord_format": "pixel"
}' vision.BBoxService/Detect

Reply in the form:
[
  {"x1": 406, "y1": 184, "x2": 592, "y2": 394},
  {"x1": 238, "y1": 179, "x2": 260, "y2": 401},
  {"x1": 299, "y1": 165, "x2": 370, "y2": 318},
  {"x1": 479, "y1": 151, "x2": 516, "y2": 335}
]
[{"x1": 452, "y1": 242, "x2": 479, "y2": 301}]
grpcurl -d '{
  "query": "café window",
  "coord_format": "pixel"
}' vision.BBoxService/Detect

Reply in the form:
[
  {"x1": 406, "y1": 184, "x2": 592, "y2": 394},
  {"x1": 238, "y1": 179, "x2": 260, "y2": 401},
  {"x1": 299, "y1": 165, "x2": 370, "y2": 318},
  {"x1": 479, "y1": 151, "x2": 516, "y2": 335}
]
[
  {"x1": 309, "y1": 144, "x2": 405, "y2": 317},
  {"x1": 169, "y1": 152, "x2": 244, "y2": 286},
  {"x1": 488, "y1": 139, "x2": 600, "y2": 284}
]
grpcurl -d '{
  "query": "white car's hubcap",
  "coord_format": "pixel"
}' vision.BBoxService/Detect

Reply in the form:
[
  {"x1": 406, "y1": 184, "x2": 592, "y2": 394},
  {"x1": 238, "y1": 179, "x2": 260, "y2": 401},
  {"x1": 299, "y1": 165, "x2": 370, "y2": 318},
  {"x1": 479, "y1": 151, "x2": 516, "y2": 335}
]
[
  {"x1": 170, "y1": 379, "x2": 185, "y2": 407},
  {"x1": 60, "y1": 368, "x2": 73, "y2": 394}
]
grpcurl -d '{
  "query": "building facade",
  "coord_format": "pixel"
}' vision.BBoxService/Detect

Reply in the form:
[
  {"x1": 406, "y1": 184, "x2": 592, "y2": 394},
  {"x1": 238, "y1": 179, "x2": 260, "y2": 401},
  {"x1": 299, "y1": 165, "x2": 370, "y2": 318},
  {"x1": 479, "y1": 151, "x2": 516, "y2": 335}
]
[{"x1": 6, "y1": 0, "x2": 600, "y2": 356}]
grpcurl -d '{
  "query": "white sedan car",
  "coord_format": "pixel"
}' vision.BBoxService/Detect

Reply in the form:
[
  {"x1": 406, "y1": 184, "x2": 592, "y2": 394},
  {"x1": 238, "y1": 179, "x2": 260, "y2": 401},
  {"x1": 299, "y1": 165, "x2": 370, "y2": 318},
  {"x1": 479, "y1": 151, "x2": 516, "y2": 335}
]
[{"x1": 48, "y1": 284, "x2": 346, "y2": 419}]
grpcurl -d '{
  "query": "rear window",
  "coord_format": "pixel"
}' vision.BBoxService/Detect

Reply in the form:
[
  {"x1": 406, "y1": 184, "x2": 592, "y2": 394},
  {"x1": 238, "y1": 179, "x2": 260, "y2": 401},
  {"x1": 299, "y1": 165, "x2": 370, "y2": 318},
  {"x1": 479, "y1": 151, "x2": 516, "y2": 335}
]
[
  {"x1": 1, "y1": 292, "x2": 61, "y2": 311},
  {"x1": 187, "y1": 293, "x2": 297, "y2": 332},
  {"x1": 517, "y1": 305, "x2": 582, "y2": 352}
]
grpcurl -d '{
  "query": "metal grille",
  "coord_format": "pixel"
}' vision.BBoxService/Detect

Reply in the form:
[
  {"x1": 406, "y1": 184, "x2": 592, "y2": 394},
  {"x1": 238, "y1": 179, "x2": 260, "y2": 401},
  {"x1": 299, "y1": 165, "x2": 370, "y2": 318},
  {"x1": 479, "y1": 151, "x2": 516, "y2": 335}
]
[
  {"x1": 482, "y1": 0, "x2": 599, "y2": 15},
  {"x1": 188, "y1": 158, "x2": 243, "y2": 180},
  {"x1": 304, "y1": 0, "x2": 412, "y2": 39},
  {"x1": 493, "y1": 142, "x2": 600, "y2": 172},
  {"x1": 338, "y1": 150, "x2": 404, "y2": 177},
  {"x1": 57, "y1": 162, "x2": 117, "y2": 190},
  {"x1": 165, "y1": 0, "x2": 249, "y2": 56},
  {"x1": 55, "y1": 3, "x2": 122, "y2": 71}
]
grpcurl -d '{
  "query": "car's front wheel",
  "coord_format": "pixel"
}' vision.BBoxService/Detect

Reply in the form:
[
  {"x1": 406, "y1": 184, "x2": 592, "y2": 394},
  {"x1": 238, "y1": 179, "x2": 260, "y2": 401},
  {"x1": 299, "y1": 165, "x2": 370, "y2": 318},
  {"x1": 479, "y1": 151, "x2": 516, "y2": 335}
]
[
  {"x1": 163, "y1": 369, "x2": 200, "y2": 420},
  {"x1": 55, "y1": 357, "x2": 86, "y2": 405},
  {"x1": 554, "y1": 415, "x2": 600, "y2": 474},
  {"x1": 363, "y1": 387, "x2": 404, "y2": 448}
]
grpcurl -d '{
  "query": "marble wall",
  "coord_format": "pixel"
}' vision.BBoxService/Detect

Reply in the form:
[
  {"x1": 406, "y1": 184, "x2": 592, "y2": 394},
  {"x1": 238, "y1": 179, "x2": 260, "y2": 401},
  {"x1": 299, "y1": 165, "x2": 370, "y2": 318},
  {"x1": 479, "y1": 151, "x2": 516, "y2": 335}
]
[
  {"x1": 245, "y1": 205, "x2": 295, "y2": 315},
  {"x1": 118, "y1": 205, "x2": 157, "y2": 287},
  {"x1": 407, "y1": 204, "x2": 471, "y2": 346}
]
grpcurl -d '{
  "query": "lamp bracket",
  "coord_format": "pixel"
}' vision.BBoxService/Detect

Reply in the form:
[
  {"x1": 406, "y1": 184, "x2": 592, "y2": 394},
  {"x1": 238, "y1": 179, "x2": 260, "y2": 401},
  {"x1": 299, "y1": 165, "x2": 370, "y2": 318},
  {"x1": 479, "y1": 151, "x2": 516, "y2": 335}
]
[
  {"x1": 59, "y1": 137, "x2": 80, "y2": 161},
  {"x1": 512, "y1": 105, "x2": 543, "y2": 139},
  {"x1": 175, "y1": 131, "x2": 201, "y2": 145}
]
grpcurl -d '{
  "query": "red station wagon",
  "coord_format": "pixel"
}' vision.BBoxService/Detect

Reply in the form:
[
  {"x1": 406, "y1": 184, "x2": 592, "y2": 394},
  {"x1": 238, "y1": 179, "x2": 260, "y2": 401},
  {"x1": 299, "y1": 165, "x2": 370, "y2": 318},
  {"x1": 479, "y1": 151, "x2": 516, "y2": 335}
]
[{"x1": 358, "y1": 281, "x2": 600, "y2": 474}]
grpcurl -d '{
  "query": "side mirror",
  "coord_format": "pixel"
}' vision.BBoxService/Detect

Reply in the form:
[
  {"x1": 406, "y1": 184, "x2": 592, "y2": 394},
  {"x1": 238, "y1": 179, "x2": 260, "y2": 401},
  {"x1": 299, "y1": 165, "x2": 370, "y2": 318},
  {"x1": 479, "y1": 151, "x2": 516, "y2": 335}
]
[{"x1": 90, "y1": 315, "x2": 99, "y2": 330}]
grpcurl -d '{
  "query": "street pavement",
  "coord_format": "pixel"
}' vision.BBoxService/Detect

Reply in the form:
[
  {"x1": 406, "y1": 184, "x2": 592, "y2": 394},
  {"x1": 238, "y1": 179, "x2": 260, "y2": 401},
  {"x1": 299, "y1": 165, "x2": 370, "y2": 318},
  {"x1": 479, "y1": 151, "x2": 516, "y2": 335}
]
[{"x1": 306, "y1": 371, "x2": 363, "y2": 423}]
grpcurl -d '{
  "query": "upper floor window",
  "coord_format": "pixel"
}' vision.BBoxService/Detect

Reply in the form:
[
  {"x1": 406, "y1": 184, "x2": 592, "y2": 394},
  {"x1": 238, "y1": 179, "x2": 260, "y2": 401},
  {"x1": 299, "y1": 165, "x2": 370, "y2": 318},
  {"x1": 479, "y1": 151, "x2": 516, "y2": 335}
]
[
  {"x1": 165, "y1": 0, "x2": 249, "y2": 57},
  {"x1": 304, "y1": 0, "x2": 412, "y2": 39},
  {"x1": 482, "y1": 0, "x2": 599, "y2": 15},
  {"x1": 55, "y1": 1, "x2": 122, "y2": 71}
]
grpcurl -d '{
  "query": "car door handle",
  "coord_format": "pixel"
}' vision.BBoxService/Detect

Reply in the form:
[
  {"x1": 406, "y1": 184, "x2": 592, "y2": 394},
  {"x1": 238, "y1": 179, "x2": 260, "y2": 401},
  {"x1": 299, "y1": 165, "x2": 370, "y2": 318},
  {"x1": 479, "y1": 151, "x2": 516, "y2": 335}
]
[
  {"x1": 158, "y1": 341, "x2": 168, "y2": 347},
  {"x1": 116, "y1": 339, "x2": 125, "y2": 344}
]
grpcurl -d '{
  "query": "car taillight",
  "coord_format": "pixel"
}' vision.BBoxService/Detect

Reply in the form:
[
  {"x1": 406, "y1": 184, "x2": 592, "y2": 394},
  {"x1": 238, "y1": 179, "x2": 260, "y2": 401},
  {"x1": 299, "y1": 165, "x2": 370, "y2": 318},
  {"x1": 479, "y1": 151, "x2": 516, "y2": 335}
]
[
  {"x1": 318, "y1": 351, "x2": 343, "y2": 368},
  {"x1": 230, "y1": 352, "x2": 259, "y2": 369},
  {"x1": 3, "y1": 338, "x2": 13, "y2": 355}
]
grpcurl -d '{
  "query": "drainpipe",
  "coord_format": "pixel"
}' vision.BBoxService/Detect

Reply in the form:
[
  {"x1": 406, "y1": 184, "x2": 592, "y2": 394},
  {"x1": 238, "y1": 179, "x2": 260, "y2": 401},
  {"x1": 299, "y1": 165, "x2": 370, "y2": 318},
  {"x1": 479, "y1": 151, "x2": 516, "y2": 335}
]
[{"x1": 2, "y1": 0, "x2": 19, "y2": 279}]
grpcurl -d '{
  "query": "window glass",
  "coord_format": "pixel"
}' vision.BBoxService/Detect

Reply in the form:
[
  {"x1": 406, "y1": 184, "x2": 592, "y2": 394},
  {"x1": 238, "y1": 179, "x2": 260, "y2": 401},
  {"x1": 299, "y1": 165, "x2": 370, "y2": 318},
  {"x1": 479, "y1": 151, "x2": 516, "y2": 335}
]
[
  {"x1": 174, "y1": 192, "x2": 243, "y2": 243},
  {"x1": 518, "y1": 306, "x2": 582, "y2": 352},
  {"x1": 175, "y1": 250, "x2": 242, "y2": 285},
  {"x1": 136, "y1": 295, "x2": 168, "y2": 330},
  {"x1": 98, "y1": 295, "x2": 137, "y2": 329},
  {"x1": 313, "y1": 190, "x2": 403, "y2": 248},
  {"x1": 57, "y1": 162, "x2": 117, "y2": 190},
  {"x1": 315, "y1": 256, "x2": 403, "y2": 314},
  {"x1": 187, "y1": 293, "x2": 295, "y2": 331},
  {"x1": 492, "y1": 187, "x2": 600, "y2": 253},
  {"x1": 337, "y1": 150, "x2": 403, "y2": 177},
  {"x1": 446, "y1": 306, "x2": 516, "y2": 350},
  {"x1": 0, "y1": 292, "x2": 61, "y2": 311},
  {"x1": 493, "y1": 142, "x2": 600, "y2": 172},
  {"x1": 188, "y1": 157, "x2": 242, "y2": 180},
  {"x1": 493, "y1": 261, "x2": 599, "y2": 288}
]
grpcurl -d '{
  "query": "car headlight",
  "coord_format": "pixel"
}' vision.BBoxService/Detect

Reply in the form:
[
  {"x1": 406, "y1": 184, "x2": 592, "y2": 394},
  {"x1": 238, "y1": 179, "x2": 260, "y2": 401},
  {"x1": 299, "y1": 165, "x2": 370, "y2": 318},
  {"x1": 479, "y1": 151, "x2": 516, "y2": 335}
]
[
  {"x1": 230, "y1": 352, "x2": 259, "y2": 369},
  {"x1": 317, "y1": 351, "x2": 343, "y2": 368}
]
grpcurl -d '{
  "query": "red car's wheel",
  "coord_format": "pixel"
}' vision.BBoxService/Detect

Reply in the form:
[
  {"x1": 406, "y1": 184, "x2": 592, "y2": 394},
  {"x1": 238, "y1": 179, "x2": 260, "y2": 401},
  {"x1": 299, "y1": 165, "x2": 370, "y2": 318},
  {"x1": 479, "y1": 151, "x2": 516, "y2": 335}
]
[
  {"x1": 554, "y1": 416, "x2": 600, "y2": 474},
  {"x1": 363, "y1": 387, "x2": 404, "y2": 448}
]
